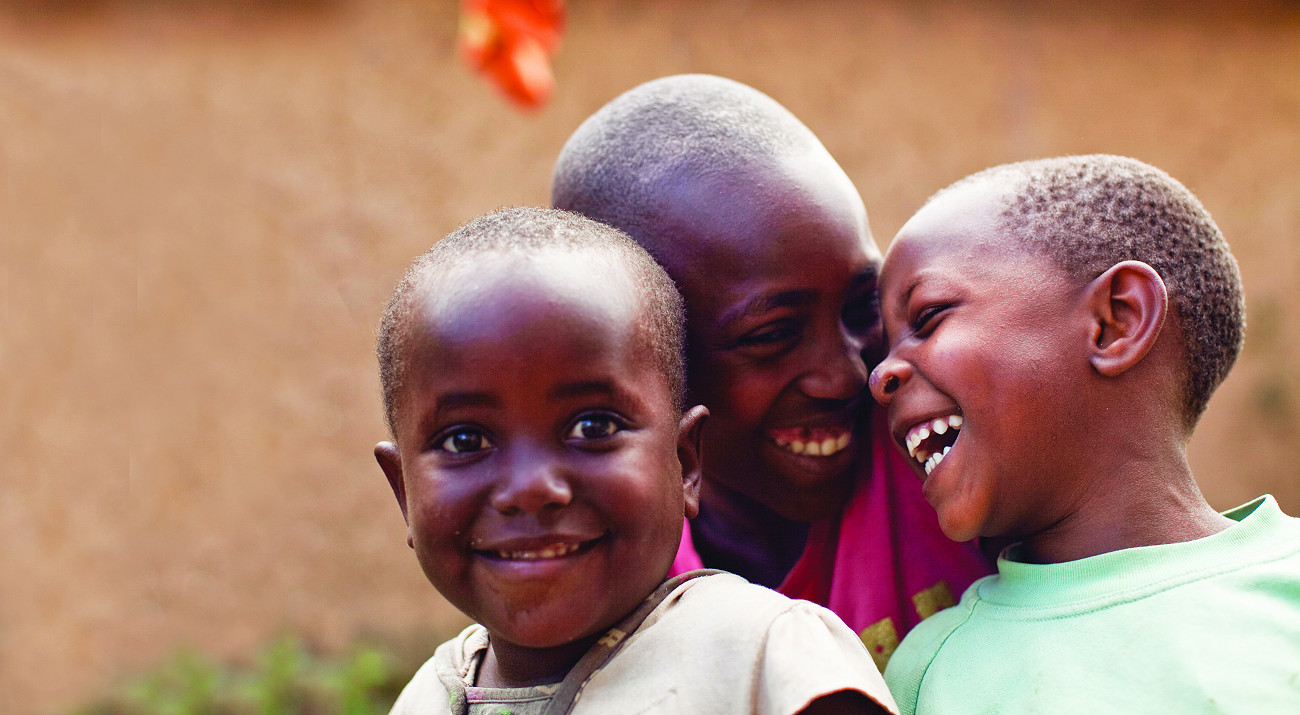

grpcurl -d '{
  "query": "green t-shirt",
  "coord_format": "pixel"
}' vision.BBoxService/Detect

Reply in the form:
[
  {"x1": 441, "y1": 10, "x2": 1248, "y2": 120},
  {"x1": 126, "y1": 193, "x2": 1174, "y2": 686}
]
[{"x1": 884, "y1": 495, "x2": 1300, "y2": 714}]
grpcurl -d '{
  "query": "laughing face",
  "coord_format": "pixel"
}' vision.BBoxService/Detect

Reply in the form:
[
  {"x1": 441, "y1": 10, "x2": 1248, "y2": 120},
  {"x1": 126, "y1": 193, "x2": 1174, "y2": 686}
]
[
  {"x1": 652, "y1": 152, "x2": 881, "y2": 521},
  {"x1": 375, "y1": 249, "x2": 702, "y2": 662},
  {"x1": 868, "y1": 179, "x2": 1092, "y2": 543}
]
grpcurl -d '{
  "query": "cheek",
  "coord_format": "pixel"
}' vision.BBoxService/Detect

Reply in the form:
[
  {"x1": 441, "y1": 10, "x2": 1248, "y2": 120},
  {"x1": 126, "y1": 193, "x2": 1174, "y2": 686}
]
[{"x1": 408, "y1": 476, "x2": 479, "y2": 542}]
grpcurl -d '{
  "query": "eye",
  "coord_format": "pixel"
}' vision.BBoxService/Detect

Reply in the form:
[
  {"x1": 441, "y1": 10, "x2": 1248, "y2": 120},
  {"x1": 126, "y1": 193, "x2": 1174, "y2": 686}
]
[
  {"x1": 437, "y1": 428, "x2": 493, "y2": 454},
  {"x1": 911, "y1": 304, "x2": 949, "y2": 336},
  {"x1": 843, "y1": 291, "x2": 881, "y2": 334},
  {"x1": 566, "y1": 414, "x2": 623, "y2": 441},
  {"x1": 736, "y1": 320, "x2": 801, "y2": 350}
]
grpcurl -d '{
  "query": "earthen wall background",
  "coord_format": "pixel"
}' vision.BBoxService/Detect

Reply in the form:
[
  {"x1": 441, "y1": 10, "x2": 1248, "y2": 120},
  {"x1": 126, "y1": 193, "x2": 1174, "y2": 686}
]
[{"x1": 1, "y1": 1, "x2": 1297, "y2": 712}]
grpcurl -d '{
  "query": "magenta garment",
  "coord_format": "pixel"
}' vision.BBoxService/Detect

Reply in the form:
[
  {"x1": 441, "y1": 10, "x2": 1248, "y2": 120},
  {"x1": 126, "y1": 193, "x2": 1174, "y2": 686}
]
[{"x1": 670, "y1": 408, "x2": 993, "y2": 668}]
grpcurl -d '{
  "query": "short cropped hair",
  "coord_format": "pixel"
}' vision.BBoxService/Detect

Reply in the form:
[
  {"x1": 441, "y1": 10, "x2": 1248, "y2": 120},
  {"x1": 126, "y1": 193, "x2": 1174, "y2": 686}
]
[
  {"x1": 942, "y1": 155, "x2": 1245, "y2": 425},
  {"x1": 377, "y1": 207, "x2": 687, "y2": 437},
  {"x1": 552, "y1": 74, "x2": 825, "y2": 254}
]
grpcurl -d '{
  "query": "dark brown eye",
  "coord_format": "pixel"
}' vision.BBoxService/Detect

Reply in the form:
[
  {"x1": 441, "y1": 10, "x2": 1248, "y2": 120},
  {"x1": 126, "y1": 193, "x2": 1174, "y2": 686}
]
[
  {"x1": 440, "y1": 430, "x2": 492, "y2": 454},
  {"x1": 567, "y1": 415, "x2": 620, "y2": 441}
]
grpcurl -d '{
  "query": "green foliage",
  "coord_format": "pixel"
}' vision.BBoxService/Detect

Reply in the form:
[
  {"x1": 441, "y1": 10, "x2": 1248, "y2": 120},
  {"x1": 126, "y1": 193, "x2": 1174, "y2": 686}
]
[{"x1": 74, "y1": 634, "x2": 426, "y2": 715}]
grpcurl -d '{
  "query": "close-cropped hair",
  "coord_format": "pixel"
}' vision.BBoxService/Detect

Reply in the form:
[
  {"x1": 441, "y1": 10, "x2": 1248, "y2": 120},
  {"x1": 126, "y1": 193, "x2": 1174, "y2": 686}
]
[
  {"x1": 377, "y1": 207, "x2": 687, "y2": 437},
  {"x1": 944, "y1": 155, "x2": 1245, "y2": 426},
  {"x1": 551, "y1": 74, "x2": 824, "y2": 255}
]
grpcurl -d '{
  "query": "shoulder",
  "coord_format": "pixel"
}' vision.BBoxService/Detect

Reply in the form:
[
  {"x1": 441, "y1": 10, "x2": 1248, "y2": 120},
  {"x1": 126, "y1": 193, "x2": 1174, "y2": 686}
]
[
  {"x1": 883, "y1": 582, "x2": 983, "y2": 715},
  {"x1": 388, "y1": 625, "x2": 485, "y2": 715},
  {"x1": 578, "y1": 573, "x2": 897, "y2": 714}
]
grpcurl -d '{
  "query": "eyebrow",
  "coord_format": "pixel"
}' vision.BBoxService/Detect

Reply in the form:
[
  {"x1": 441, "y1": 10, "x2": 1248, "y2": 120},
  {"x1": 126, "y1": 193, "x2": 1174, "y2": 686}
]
[
  {"x1": 717, "y1": 267, "x2": 880, "y2": 328},
  {"x1": 412, "y1": 390, "x2": 501, "y2": 438},
  {"x1": 549, "y1": 379, "x2": 645, "y2": 410},
  {"x1": 717, "y1": 290, "x2": 816, "y2": 328},
  {"x1": 434, "y1": 391, "x2": 501, "y2": 412}
]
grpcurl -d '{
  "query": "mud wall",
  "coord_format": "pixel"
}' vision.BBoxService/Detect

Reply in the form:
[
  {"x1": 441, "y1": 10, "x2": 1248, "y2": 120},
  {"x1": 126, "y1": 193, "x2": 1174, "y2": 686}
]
[{"x1": 1, "y1": 1, "x2": 1296, "y2": 712}]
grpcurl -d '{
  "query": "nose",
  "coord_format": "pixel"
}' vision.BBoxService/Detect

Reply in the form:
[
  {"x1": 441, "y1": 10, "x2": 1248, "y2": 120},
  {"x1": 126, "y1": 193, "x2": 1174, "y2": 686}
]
[
  {"x1": 868, "y1": 351, "x2": 911, "y2": 406},
  {"x1": 489, "y1": 446, "x2": 573, "y2": 515},
  {"x1": 799, "y1": 325, "x2": 869, "y2": 401}
]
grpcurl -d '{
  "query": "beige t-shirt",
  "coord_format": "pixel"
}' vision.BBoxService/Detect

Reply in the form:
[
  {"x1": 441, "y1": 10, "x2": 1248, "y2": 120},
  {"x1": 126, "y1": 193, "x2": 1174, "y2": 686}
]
[{"x1": 390, "y1": 572, "x2": 898, "y2": 714}]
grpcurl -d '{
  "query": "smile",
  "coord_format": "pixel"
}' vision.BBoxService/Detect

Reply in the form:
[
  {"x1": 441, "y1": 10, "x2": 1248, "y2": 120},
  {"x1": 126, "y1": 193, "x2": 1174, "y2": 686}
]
[
  {"x1": 769, "y1": 427, "x2": 852, "y2": 458},
  {"x1": 904, "y1": 414, "x2": 962, "y2": 475},
  {"x1": 491, "y1": 541, "x2": 583, "y2": 560}
]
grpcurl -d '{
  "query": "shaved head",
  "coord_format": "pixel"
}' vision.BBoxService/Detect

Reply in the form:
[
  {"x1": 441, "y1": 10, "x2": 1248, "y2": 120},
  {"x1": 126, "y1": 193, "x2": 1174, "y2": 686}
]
[{"x1": 552, "y1": 74, "x2": 850, "y2": 265}]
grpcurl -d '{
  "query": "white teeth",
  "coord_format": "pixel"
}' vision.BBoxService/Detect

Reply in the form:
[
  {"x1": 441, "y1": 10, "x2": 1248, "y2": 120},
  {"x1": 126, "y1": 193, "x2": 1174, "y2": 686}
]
[
  {"x1": 905, "y1": 414, "x2": 962, "y2": 468},
  {"x1": 496, "y1": 542, "x2": 578, "y2": 560},
  {"x1": 774, "y1": 433, "x2": 851, "y2": 458}
]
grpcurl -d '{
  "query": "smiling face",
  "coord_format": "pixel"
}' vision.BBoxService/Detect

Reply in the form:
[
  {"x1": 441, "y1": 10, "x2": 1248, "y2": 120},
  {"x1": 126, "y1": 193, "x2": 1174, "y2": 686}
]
[
  {"x1": 378, "y1": 249, "x2": 699, "y2": 659},
  {"x1": 868, "y1": 180, "x2": 1093, "y2": 543},
  {"x1": 653, "y1": 152, "x2": 881, "y2": 521}
]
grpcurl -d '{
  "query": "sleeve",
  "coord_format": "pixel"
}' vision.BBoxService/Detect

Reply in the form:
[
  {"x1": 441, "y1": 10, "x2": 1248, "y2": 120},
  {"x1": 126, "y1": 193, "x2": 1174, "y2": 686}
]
[
  {"x1": 388, "y1": 656, "x2": 452, "y2": 715},
  {"x1": 882, "y1": 610, "x2": 963, "y2": 715},
  {"x1": 757, "y1": 601, "x2": 900, "y2": 715}
]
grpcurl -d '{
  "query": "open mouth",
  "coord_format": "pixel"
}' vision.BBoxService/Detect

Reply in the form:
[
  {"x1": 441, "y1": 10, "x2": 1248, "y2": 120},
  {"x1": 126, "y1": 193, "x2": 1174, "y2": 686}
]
[
  {"x1": 768, "y1": 426, "x2": 852, "y2": 458},
  {"x1": 904, "y1": 414, "x2": 962, "y2": 475}
]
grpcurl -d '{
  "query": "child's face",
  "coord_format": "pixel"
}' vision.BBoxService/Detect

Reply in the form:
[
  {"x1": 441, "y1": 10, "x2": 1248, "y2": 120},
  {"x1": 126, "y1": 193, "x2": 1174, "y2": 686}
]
[
  {"x1": 377, "y1": 251, "x2": 701, "y2": 653},
  {"x1": 869, "y1": 180, "x2": 1090, "y2": 543},
  {"x1": 654, "y1": 154, "x2": 881, "y2": 520}
]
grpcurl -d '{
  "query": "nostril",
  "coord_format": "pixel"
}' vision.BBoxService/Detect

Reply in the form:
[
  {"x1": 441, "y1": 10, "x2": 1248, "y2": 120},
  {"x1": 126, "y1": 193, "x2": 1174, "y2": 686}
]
[{"x1": 883, "y1": 375, "x2": 900, "y2": 395}]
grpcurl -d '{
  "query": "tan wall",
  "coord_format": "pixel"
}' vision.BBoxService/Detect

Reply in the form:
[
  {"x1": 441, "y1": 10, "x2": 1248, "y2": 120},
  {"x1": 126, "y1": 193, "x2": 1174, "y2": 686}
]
[{"x1": 1, "y1": 1, "x2": 1296, "y2": 712}]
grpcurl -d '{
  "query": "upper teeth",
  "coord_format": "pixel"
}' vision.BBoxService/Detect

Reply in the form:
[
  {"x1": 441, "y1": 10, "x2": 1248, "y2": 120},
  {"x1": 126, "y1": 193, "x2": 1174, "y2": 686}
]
[
  {"x1": 904, "y1": 414, "x2": 962, "y2": 465},
  {"x1": 494, "y1": 542, "x2": 579, "y2": 560},
  {"x1": 772, "y1": 432, "x2": 851, "y2": 458}
]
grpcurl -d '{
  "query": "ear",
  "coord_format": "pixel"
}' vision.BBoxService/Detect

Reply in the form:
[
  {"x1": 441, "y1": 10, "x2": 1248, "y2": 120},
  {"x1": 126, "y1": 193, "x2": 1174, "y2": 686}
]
[
  {"x1": 374, "y1": 441, "x2": 414, "y2": 549},
  {"x1": 1084, "y1": 260, "x2": 1168, "y2": 377},
  {"x1": 676, "y1": 405, "x2": 709, "y2": 519}
]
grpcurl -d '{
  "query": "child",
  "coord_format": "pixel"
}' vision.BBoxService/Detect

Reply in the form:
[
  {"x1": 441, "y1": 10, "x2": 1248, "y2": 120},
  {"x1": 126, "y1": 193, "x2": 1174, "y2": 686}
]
[
  {"x1": 552, "y1": 75, "x2": 993, "y2": 668},
  {"x1": 869, "y1": 155, "x2": 1300, "y2": 713},
  {"x1": 374, "y1": 207, "x2": 897, "y2": 714}
]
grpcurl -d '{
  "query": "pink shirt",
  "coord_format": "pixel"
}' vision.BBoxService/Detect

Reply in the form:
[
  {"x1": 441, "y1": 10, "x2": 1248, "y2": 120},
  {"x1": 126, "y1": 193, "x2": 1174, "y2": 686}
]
[{"x1": 670, "y1": 408, "x2": 993, "y2": 670}]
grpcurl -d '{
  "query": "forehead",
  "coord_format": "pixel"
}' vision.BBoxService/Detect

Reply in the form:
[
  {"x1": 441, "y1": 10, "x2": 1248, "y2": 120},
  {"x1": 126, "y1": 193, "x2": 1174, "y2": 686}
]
[
  {"x1": 407, "y1": 249, "x2": 650, "y2": 371},
  {"x1": 883, "y1": 178, "x2": 1025, "y2": 290},
  {"x1": 650, "y1": 151, "x2": 877, "y2": 285}
]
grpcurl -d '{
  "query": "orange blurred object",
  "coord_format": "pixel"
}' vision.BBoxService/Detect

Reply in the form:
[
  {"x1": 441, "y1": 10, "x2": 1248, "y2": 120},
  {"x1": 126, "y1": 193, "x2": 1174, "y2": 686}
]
[{"x1": 459, "y1": 0, "x2": 565, "y2": 110}]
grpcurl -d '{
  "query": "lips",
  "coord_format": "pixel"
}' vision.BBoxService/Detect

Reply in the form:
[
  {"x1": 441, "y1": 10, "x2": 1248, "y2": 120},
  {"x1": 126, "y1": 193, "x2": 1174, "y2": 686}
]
[{"x1": 767, "y1": 425, "x2": 853, "y2": 458}]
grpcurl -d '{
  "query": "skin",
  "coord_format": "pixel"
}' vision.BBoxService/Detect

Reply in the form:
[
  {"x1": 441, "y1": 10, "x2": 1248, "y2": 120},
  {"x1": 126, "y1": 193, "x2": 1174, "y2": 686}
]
[
  {"x1": 868, "y1": 178, "x2": 1233, "y2": 564},
  {"x1": 647, "y1": 150, "x2": 884, "y2": 585},
  {"x1": 374, "y1": 249, "x2": 707, "y2": 688}
]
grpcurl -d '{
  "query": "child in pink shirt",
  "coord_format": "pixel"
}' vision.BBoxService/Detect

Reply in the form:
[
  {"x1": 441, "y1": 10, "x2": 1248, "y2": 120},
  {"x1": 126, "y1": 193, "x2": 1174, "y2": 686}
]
[{"x1": 553, "y1": 74, "x2": 993, "y2": 669}]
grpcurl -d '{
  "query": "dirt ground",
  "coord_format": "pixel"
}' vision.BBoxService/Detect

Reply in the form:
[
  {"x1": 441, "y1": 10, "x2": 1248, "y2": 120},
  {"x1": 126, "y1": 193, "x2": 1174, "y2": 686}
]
[{"x1": 1, "y1": 1, "x2": 1296, "y2": 712}]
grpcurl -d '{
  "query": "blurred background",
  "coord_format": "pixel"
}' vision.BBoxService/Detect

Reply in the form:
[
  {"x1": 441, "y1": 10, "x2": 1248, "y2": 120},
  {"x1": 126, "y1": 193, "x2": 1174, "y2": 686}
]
[{"x1": 1, "y1": 0, "x2": 1296, "y2": 712}]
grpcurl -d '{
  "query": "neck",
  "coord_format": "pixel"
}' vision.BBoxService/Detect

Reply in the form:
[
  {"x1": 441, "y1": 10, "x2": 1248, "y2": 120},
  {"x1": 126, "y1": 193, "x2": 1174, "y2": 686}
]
[
  {"x1": 1017, "y1": 447, "x2": 1233, "y2": 564},
  {"x1": 477, "y1": 634, "x2": 595, "y2": 689},
  {"x1": 691, "y1": 479, "x2": 811, "y2": 587}
]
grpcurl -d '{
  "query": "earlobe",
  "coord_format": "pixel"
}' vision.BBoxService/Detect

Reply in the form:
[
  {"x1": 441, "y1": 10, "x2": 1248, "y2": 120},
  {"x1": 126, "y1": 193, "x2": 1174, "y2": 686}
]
[
  {"x1": 676, "y1": 405, "x2": 709, "y2": 519},
  {"x1": 374, "y1": 441, "x2": 414, "y2": 548},
  {"x1": 1085, "y1": 260, "x2": 1168, "y2": 377}
]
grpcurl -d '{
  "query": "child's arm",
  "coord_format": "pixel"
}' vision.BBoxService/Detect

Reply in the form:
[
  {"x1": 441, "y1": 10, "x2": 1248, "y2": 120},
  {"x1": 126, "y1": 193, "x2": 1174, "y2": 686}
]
[{"x1": 798, "y1": 690, "x2": 892, "y2": 715}]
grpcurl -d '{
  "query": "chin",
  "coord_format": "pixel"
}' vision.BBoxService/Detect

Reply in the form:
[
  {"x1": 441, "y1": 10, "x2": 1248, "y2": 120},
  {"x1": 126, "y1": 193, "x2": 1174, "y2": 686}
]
[{"x1": 935, "y1": 507, "x2": 985, "y2": 544}]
